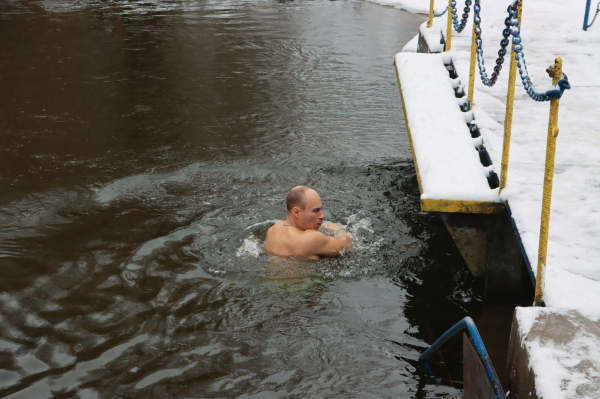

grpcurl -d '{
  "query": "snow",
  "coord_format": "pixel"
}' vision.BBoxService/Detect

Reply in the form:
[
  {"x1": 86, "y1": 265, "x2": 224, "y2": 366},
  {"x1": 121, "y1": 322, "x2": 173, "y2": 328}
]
[
  {"x1": 383, "y1": 0, "x2": 600, "y2": 396},
  {"x1": 368, "y1": 0, "x2": 446, "y2": 15},
  {"x1": 516, "y1": 307, "x2": 600, "y2": 399},
  {"x1": 389, "y1": 0, "x2": 600, "y2": 312},
  {"x1": 395, "y1": 52, "x2": 499, "y2": 202},
  {"x1": 402, "y1": 34, "x2": 419, "y2": 52},
  {"x1": 419, "y1": 22, "x2": 445, "y2": 53}
]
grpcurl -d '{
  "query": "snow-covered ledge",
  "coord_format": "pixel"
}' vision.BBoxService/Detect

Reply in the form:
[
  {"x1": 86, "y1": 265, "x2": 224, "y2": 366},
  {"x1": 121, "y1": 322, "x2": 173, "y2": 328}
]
[
  {"x1": 394, "y1": 52, "x2": 502, "y2": 214},
  {"x1": 507, "y1": 307, "x2": 600, "y2": 399}
]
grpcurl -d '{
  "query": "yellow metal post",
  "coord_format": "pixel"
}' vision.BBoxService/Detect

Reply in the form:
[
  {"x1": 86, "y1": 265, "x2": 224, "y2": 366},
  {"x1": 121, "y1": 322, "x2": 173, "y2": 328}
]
[
  {"x1": 499, "y1": 0, "x2": 523, "y2": 193},
  {"x1": 533, "y1": 57, "x2": 563, "y2": 307},
  {"x1": 467, "y1": 1, "x2": 478, "y2": 110},
  {"x1": 445, "y1": 0, "x2": 453, "y2": 51},
  {"x1": 428, "y1": 0, "x2": 435, "y2": 28}
]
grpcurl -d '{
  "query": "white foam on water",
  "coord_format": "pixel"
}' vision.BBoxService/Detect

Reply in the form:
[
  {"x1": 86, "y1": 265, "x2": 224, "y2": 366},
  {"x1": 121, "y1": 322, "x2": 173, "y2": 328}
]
[
  {"x1": 344, "y1": 213, "x2": 384, "y2": 253},
  {"x1": 236, "y1": 235, "x2": 264, "y2": 259}
]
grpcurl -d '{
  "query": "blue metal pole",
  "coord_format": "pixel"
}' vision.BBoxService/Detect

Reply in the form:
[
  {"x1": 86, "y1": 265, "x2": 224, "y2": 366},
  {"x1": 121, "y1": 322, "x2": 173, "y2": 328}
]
[
  {"x1": 418, "y1": 317, "x2": 505, "y2": 399},
  {"x1": 584, "y1": 0, "x2": 592, "y2": 30}
]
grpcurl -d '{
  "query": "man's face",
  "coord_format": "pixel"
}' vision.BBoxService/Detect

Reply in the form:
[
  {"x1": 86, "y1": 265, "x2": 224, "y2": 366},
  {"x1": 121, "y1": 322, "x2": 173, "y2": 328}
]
[{"x1": 297, "y1": 190, "x2": 325, "y2": 230}]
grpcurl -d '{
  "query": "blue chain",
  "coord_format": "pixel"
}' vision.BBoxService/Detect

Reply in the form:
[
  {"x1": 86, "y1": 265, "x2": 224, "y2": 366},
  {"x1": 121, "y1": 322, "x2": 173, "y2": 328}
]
[
  {"x1": 472, "y1": 0, "x2": 512, "y2": 87},
  {"x1": 509, "y1": 2, "x2": 571, "y2": 101},
  {"x1": 434, "y1": 6, "x2": 448, "y2": 17},
  {"x1": 450, "y1": 0, "x2": 472, "y2": 33},
  {"x1": 468, "y1": 0, "x2": 570, "y2": 101},
  {"x1": 587, "y1": 2, "x2": 600, "y2": 28}
]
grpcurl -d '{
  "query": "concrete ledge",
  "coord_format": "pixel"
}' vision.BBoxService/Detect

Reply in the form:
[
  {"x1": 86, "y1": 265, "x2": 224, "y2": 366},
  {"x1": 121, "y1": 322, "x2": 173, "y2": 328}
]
[{"x1": 507, "y1": 307, "x2": 600, "y2": 399}]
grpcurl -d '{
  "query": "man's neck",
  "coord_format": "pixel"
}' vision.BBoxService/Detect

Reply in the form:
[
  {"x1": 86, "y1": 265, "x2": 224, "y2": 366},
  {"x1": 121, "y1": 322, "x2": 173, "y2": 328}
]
[{"x1": 284, "y1": 218, "x2": 304, "y2": 231}]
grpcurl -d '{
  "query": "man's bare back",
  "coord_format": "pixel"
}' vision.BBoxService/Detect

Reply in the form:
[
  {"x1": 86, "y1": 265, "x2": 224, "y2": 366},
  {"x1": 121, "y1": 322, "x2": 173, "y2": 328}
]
[{"x1": 265, "y1": 186, "x2": 353, "y2": 259}]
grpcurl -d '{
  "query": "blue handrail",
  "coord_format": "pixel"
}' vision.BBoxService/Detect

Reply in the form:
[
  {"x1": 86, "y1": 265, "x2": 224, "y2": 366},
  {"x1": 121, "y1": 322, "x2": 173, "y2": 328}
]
[
  {"x1": 418, "y1": 316, "x2": 506, "y2": 399},
  {"x1": 584, "y1": 0, "x2": 600, "y2": 30},
  {"x1": 584, "y1": 1, "x2": 600, "y2": 30},
  {"x1": 584, "y1": 0, "x2": 593, "y2": 30}
]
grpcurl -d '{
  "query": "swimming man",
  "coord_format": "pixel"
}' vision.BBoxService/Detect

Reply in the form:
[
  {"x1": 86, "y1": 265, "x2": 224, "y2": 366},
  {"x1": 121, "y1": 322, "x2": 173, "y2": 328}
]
[{"x1": 265, "y1": 186, "x2": 353, "y2": 259}]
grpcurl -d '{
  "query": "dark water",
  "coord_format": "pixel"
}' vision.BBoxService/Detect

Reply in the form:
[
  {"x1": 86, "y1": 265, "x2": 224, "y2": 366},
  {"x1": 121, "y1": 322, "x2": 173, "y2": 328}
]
[{"x1": 0, "y1": 0, "x2": 510, "y2": 397}]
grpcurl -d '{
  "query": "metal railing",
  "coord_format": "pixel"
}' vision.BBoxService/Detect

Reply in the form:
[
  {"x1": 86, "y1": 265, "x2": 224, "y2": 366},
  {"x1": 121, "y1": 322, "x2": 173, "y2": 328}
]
[
  {"x1": 583, "y1": 0, "x2": 600, "y2": 30},
  {"x1": 418, "y1": 316, "x2": 506, "y2": 399},
  {"x1": 425, "y1": 0, "x2": 572, "y2": 306}
]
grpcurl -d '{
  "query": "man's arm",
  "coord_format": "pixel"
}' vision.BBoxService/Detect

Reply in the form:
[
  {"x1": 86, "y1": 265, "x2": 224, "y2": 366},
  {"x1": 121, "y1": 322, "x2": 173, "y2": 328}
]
[{"x1": 302, "y1": 225, "x2": 353, "y2": 257}]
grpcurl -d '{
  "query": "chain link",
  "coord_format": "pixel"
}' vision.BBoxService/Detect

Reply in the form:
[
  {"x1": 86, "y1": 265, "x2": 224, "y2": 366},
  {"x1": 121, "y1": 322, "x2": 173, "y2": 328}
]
[
  {"x1": 471, "y1": 0, "x2": 512, "y2": 87},
  {"x1": 467, "y1": 0, "x2": 570, "y2": 101},
  {"x1": 450, "y1": 0, "x2": 472, "y2": 33},
  {"x1": 446, "y1": 0, "x2": 571, "y2": 101},
  {"x1": 434, "y1": 6, "x2": 448, "y2": 17},
  {"x1": 508, "y1": 2, "x2": 571, "y2": 101},
  {"x1": 587, "y1": 2, "x2": 600, "y2": 29}
]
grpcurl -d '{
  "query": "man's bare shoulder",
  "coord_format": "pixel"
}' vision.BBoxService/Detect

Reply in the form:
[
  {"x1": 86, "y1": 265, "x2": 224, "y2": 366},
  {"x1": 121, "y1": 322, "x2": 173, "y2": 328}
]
[
  {"x1": 266, "y1": 221, "x2": 285, "y2": 234},
  {"x1": 271, "y1": 220, "x2": 285, "y2": 228},
  {"x1": 265, "y1": 221, "x2": 282, "y2": 250}
]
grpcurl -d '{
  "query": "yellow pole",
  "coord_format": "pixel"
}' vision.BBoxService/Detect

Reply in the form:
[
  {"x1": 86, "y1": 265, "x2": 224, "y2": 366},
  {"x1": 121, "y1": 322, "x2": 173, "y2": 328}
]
[
  {"x1": 533, "y1": 57, "x2": 562, "y2": 307},
  {"x1": 499, "y1": 0, "x2": 523, "y2": 193},
  {"x1": 445, "y1": 0, "x2": 453, "y2": 51},
  {"x1": 428, "y1": 0, "x2": 435, "y2": 28},
  {"x1": 467, "y1": 1, "x2": 478, "y2": 110}
]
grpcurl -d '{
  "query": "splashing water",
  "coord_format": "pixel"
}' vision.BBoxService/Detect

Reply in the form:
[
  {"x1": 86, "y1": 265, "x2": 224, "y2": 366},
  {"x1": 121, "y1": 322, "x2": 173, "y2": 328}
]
[
  {"x1": 236, "y1": 235, "x2": 263, "y2": 259},
  {"x1": 235, "y1": 213, "x2": 383, "y2": 263},
  {"x1": 344, "y1": 212, "x2": 385, "y2": 252}
]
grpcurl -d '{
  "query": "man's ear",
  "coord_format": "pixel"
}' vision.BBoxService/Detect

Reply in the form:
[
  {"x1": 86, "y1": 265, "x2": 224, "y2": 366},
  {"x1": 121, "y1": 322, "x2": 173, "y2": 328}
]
[{"x1": 292, "y1": 207, "x2": 300, "y2": 218}]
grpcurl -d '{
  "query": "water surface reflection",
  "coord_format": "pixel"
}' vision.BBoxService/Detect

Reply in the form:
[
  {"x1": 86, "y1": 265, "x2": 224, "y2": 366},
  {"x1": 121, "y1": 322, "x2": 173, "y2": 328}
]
[{"x1": 0, "y1": 0, "x2": 485, "y2": 397}]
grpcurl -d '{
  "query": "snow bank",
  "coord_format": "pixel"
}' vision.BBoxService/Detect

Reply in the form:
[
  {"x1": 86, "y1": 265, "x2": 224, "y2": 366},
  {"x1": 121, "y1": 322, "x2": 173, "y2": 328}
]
[
  {"x1": 368, "y1": 0, "x2": 445, "y2": 14},
  {"x1": 516, "y1": 307, "x2": 600, "y2": 399}
]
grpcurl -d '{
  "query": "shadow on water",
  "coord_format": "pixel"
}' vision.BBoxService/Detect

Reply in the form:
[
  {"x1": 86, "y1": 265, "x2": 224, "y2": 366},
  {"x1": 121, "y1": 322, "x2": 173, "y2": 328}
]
[{"x1": 0, "y1": 0, "x2": 519, "y2": 397}]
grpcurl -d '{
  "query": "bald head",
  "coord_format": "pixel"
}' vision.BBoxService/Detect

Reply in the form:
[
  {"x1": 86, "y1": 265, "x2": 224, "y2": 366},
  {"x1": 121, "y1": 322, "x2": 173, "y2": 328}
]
[
  {"x1": 286, "y1": 186, "x2": 312, "y2": 212},
  {"x1": 285, "y1": 186, "x2": 324, "y2": 230}
]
